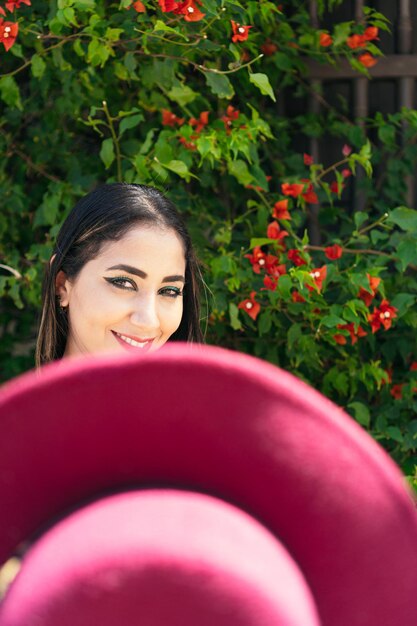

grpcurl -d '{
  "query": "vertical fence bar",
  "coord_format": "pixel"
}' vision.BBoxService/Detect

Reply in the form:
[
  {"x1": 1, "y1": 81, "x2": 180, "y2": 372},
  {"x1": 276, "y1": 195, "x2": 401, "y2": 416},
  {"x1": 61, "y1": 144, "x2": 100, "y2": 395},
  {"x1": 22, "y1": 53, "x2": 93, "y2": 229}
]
[
  {"x1": 353, "y1": 0, "x2": 368, "y2": 212},
  {"x1": 398, "y1": 0, "x2": 415, "y2": 207},
  {"x1": 308, "y1": 0, "x2": 322, "y2": 245}
]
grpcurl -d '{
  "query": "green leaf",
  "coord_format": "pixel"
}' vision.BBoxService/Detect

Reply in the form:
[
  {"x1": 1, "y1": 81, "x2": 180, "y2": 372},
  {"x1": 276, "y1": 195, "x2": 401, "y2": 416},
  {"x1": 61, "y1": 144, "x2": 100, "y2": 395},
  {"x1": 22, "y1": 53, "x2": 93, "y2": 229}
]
[
  {"x1": 229, "y1": 302, "x2": 242, "y2": 330},
  {"x1": 386, "y1": 426, "x2": 403, "y2": 443},
  {"x1": 378, "y1": 124, "x2": 396, "y2": 146},
  {"x1": 87, "y1": 39, "x2": 112, "y2": 67},
  {"x1": 153, "y1": 20, "x2": 189, "y2": 41},
  {"x1": 396, "y1": 238, "x2": 417, "y2": 270},
  {"x1": 259, "y1": 310, "x2": 272, "y2": 335},
  {"x1": 228, "y1": 160, "x2": 253, "y2": 185},
  {"x1": 249, "y1": 73, "x2": 276, "y2": 102},
  {"x1": 273, "y1": 53, "x2": 293, "y2": 71},
  {"x1": 391, "y1": 293, "x2": 416, "y2": 315},
  {"x1": 0, "y1": 76, "x2": 22, "y2": 110},
  {"x1": 99, "y1": 138, "x2": 115, "y2": 169},
  {"x1": 31, "y1": 54, "x2": 46, "y2": 78},
  {"x1": 167, "y1": 84, "x2": 197, "y2": 106},
  {"x1": 105, "y1": 27, "x2": 124, "y2": 42},
  {"x1": 119, "y1": 113, "x2": 144, "y2": 136},
  {"x1": 205, "y1": 72, "x2": 234, "y2": 99},
  {"x1": 287, "y1": 323, "x2": 301, "y2": 350},
  {"x1": 277, "y1": 274, "x2": 292, "y2": 299},
  {"x1": 163, "y1": 159, "x2": 194, "y2": 182},
  {"x1": 320, "y1": 314, "x2": 346, "y2": 328},
  {"x1": 387, "y1": 207, "x2": 417, "y2": 232},
  {"x1": 333, "y1": 21, "x2": 353, "y2": 46},
  {"x1": 348, "y1": 402, "x2": 370, "y2": 427},
  {"x1": 249, "y1": 238, "x2": 275, "y2": 247}
]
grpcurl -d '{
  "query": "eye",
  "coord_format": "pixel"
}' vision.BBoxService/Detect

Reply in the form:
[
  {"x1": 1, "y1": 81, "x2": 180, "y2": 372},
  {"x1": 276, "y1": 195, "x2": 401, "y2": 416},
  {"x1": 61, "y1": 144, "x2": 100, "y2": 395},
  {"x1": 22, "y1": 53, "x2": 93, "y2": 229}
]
[
  {"x1": 159, "y1": 286, "x2": 183, "y2": 298},
  {"x1": 105, "y1": 276, "x2": 137, "y2": 291}
]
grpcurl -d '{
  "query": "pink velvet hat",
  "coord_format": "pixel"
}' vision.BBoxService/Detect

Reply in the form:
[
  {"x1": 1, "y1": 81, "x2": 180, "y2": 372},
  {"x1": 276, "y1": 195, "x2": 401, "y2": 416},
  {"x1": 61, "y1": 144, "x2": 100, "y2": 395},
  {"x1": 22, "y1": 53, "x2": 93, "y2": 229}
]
[{"x1": 0, "y1": 344, "x2": 416, "y2": 626}]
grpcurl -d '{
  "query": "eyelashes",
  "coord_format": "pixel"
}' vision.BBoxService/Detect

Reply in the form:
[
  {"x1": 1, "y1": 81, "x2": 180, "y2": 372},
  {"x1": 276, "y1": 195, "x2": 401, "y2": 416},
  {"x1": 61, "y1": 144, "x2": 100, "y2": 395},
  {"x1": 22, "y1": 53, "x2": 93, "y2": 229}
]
[{"x1": 104, "y1": 276, "x2": 183, "y2": 298}]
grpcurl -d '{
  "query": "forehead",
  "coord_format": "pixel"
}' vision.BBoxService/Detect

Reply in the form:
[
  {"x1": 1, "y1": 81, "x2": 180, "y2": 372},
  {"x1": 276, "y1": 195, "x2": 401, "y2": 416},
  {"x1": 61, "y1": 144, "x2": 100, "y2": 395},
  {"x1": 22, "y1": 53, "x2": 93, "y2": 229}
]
[{"x1": 90, "y1": 224, "x2": 186, "y2": 271}]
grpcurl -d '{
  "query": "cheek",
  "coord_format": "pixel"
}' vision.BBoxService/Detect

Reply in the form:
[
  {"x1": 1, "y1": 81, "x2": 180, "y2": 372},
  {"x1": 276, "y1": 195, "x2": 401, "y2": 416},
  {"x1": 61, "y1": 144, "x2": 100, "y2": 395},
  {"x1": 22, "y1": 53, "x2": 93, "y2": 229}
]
[
  {"x1": 161, "y1": 300, "x2": 184, "y2": 336},
  {"x1": 69, "y1": 284, "x2": 126, "y2": 331}
]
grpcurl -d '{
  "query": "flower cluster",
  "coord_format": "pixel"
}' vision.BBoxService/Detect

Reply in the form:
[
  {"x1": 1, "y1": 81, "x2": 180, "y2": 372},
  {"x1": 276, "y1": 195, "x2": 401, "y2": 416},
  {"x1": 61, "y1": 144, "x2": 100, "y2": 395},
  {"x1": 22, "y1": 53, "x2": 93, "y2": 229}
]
[
  {"x1": 319, "y1": 25, "x2": 379, "y2": 68},
  {"x1": 0, "y1": 0, "x2": 29, "y2": 52},
  {"x1": 158, "y1": 0, "x2": 205, "y2": 22},
  {"x1": 162, "y1": 105, "x2": 244, "y2": 150}
]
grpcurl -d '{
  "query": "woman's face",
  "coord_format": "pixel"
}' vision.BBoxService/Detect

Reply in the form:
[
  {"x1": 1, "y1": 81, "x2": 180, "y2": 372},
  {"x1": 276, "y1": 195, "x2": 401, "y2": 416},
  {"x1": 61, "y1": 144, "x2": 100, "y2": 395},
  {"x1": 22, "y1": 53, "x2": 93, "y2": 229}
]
[{"x1": 56, "y1": 224, "x2": 186, "y2": 357}]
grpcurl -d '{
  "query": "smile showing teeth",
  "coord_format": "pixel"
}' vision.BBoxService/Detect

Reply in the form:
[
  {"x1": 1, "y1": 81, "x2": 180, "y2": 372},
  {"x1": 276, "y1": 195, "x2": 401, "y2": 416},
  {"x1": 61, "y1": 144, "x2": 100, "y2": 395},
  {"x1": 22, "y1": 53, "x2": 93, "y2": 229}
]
[{"x1": 115, "y1": 332, "x2": 151, "y2": 348}]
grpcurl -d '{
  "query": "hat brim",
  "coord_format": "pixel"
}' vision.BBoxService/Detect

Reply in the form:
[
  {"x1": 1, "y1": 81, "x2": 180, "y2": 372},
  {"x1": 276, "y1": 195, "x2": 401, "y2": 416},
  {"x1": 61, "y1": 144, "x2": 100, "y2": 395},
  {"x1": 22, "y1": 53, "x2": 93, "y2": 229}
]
[{"x1": 0, "y1": 344, "x2": 417, "y2": 626}]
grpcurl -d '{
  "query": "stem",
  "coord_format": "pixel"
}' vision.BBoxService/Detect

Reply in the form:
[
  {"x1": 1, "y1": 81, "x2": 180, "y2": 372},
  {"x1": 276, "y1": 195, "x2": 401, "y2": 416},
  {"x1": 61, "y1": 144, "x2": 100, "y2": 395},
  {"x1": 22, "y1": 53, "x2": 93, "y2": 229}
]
[
  {"x1": 315, "y1": 157, "x2": 350, "y2": 182},
  {"x1": 0, "y1": 127, "x2": 63, "y2": 183},
  {"x1": 102, "y1": 101, "x2": 122, "y2": 182},
  {"x1": 357, "y1": 213, "x2": 390, "y2": 236},
  {"x1": 0, "y1": 38, "x2": 69, "y2": 79},
  {"x1": 134, "y1": 28, "x2": 203, "y2": 47},
  {"x1": 198, "y1": 54, "x2": 264, "y2": 75}
]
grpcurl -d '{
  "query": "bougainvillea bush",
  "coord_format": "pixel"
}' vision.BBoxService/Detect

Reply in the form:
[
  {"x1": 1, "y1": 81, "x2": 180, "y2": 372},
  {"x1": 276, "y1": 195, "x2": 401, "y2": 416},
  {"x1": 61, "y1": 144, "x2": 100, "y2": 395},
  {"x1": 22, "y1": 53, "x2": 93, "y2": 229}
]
[{"x1": 0, "y1": 1, "x2": 417, "y2": 482}]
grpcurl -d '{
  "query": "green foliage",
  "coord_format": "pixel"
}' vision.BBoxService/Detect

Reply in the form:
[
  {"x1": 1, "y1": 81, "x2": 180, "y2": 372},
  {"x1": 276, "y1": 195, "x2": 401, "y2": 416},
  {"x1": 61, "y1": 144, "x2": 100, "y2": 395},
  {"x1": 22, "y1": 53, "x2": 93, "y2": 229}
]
[{"x1": 1, "y1": 0, "x2": 417, "y2": 481}]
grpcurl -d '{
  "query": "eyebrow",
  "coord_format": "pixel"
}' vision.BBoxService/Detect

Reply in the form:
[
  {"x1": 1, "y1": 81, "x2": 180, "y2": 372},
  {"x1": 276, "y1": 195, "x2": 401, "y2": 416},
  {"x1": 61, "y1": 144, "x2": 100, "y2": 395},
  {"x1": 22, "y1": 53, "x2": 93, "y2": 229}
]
[{"x1": 106, "y1": 264, "x2": 185, "y2": 284}]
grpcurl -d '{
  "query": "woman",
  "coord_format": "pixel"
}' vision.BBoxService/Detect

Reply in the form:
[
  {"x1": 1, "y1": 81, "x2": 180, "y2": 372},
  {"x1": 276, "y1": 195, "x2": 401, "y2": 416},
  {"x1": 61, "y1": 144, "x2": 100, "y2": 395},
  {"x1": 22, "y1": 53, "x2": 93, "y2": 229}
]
[{"x1": 36, "y1": 183, "x2": 203, "y2": 367}]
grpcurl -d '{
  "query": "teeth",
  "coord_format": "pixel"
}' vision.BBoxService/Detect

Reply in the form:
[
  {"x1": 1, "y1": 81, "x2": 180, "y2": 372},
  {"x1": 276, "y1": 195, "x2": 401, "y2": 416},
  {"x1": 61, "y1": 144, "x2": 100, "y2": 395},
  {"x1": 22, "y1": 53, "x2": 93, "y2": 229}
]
[{"x1": 116, "y1": 333, "x2": 149, "y2": 348}]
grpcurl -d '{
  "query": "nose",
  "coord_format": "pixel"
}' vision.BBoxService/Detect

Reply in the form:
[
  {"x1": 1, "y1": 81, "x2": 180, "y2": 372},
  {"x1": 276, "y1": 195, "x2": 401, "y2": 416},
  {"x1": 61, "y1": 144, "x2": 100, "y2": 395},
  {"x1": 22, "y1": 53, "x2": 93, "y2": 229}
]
[{"x1": 129, "y1": 293, "x2": 160, "y2": 334}]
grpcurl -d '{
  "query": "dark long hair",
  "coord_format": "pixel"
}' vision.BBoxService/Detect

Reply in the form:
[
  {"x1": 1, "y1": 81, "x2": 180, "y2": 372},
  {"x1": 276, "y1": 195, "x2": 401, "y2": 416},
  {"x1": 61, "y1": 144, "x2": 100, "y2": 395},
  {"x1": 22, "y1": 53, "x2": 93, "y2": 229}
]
[{"x1": 36, "y1": 184, "x2": 203, "y2": 366}]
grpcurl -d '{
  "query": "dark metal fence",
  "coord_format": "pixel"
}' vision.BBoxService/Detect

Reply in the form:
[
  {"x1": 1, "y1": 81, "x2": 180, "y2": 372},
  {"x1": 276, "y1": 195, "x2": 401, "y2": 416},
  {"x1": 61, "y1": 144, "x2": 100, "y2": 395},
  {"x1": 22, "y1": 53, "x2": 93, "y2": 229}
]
[{"x1": 292, "y1": 1, "x2": 417, "y2": 242}]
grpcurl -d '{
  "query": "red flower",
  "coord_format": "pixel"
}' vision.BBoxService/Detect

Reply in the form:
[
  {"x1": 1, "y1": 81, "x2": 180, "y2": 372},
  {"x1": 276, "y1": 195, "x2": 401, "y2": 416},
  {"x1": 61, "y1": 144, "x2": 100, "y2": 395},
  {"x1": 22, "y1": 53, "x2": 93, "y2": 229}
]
[
  {"x1": 363, "y1": 26, "x2": 378, "y2": 41},
  {"x1": 238, "y1": 291, "x2": 260, "y2": 321},
  {"x1": 302, "y1": 182, "x2": 318, "y2": 204},
  {"x1": 342, "y1": 168, "x2": 351, "y2": 178},
  {"x1": 267, "y1": 220, "x2": 288, "y2": 241},
  {"x1": 132, "y1": 1, "x2": 146, "y2": 11},
  {"x1": 0, "y1": 20, "x2": 18, "y2": 51},
  {"x1": 158, "y1": 0, "x2": 179, "y2": 11},
  {"x1": 319, "y1": 32, "x2": 333, "y2": 47},
  {"x1": 342, "y1": 144, "x2": 352, "y2": 156},
  {"x1": 162, "y1": 109, "x2": 185, "y2": 127},
  {"x1": 272, "y1": 199, "x2": 291, "y2": 220},
  {"x1": 390, "y1": 384, "x2": 404, "y2": 400},
  {"x1": 303, "y1": 153, "x2": 314, "y2": 166},
  {"x1": 261, "y1": 40, "x2": 277, "y2": 56},
  {"x1": 281, "y1": 182, "x2": 304, "y2": 197},
  {"x1": 287, "y1": 249, "x2": 306, "y2": 267},
  {"x1": 333, "y1": 333, "x2": 347, "y2": 345},
  {"x1": 335, "y1": 323, "x2": 367, "y2": 346},
  {"x1": 347, "y1": 34, "x2": 366, "y2": 49},
  {"x1": 231, "y1": 21, "x2": 252, "y2": 43},
  {"x1": 179, "y1": 136, "x2": 197, "y2": 151},
  {"x1": 189, "y1": 111, "x2": 209, "y2": 133},
  {"x1": 5, "y1": 0, "x2": 30, "y2": 9},
  {"x1": 307, "y1": 266, "x2": 327, "y2": 293},
  {"x1": 0, "y1": 7, "x2": 5, "y2": 15},
  {"x1": 330, "y1": 180, "x2": 344, "y2": 194},
  {"x1": 368, "y1": 300, "x2": 398, "y2": 333},
  {"x1": 410, "y1": 362, "x2": 417, "y2": 371},
  {"x1": 358, "y1": 53, "x2": 377, "y2": 68},
  {"x1": 245, "y1": 246, "x2": 266, "y2": 274},
  {"x1": 291, "y1": 290, "x2": 306, "y2": 303},
  {"x1": 174, "y1": 0, "x2": 205, "y2": 22},
  {"x1": 265, "y1": 256, "x2": 286, "y2": 278},
  {"x1": 324, "y1": 244, "x2": 343, "y2": 260},
  {"x1": 221, "y1": 105, "x2": 239, "y2": 132},
  {"x1": 358, "y1": 274, "x2": 381, "y2": 307},
  {"x1": 262, "y1": 275, "x2": 277, "y2": 291}
]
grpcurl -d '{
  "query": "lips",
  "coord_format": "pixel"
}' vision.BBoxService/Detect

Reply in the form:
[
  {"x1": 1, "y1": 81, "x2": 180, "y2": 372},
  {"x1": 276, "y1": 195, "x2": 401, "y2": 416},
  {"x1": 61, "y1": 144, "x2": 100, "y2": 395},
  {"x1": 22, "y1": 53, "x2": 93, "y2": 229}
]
[{"x1": 112, "y1": 331, "x2": 155, "y2": 352}]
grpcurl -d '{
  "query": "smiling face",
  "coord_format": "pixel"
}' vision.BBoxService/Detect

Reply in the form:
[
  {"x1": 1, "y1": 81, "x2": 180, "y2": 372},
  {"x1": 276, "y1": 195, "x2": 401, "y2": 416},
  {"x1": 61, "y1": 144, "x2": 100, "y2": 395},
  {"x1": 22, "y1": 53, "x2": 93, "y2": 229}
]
[{"x1": 56, "y1": 224, "x2": 186, "y2": 358}]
